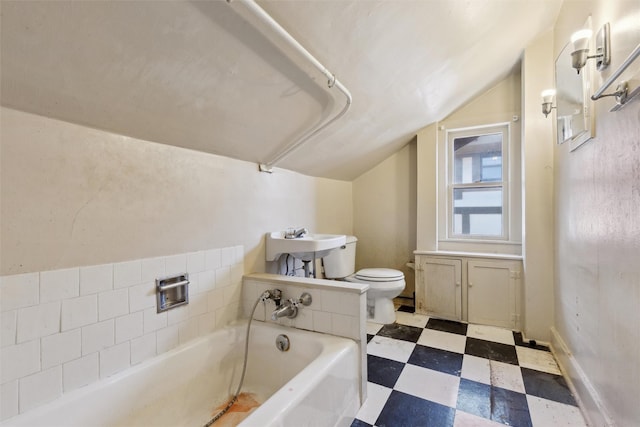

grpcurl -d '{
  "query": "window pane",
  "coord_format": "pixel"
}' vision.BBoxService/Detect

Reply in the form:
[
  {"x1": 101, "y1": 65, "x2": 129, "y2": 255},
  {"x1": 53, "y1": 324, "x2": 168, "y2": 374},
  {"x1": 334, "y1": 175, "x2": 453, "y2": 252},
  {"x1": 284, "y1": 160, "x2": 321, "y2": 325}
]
[
  {"x1": 453, "y1": 187, "x2": 502, "y2": 236},
  {"x1": 481, "y1": 156, "x2": 502, "y2": 181},
  {"x1": 453, "y1": 133, "x2": 502, "y2": 184}
]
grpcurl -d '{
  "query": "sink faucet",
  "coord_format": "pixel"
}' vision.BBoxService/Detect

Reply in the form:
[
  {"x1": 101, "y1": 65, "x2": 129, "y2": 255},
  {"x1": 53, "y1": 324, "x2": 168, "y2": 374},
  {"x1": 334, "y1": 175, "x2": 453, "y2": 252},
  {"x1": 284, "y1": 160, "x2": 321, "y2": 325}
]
[
  {"x1": 284, "y1": 227, "x2": 308, "y2": 239},
  {"x1": 294, "y1": 228, "x2": 308, "y2": 238}
]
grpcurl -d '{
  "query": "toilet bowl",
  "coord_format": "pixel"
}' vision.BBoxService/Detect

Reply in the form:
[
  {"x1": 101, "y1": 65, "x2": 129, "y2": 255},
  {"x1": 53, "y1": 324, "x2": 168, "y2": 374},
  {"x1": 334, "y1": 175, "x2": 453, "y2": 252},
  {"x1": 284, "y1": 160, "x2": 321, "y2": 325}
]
[
  {"x1": 345, "y1": 268, "x2": 405, "y2": 324},
  {"x1": 322, "y1": 237, "x2": 406, "y2": 324}
]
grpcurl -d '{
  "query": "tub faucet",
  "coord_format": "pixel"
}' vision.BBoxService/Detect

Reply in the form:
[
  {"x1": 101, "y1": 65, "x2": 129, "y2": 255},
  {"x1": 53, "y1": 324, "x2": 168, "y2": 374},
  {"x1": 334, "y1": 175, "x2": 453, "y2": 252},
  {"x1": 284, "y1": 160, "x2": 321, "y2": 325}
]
[
  {"x1": 271, "y1": 300, "x2": 298, "y2": 320},
  {"x1": 271, "y1": 292, "x2": 313, "y2": 321}
]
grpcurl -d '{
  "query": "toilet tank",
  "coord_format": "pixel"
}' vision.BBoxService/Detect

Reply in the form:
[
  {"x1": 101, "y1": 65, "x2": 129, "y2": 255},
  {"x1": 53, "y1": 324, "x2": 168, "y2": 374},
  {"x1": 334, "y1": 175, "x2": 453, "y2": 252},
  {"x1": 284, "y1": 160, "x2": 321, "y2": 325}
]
[{"x1": 322, "y1": 236, "x2": 357, "y2": 279}]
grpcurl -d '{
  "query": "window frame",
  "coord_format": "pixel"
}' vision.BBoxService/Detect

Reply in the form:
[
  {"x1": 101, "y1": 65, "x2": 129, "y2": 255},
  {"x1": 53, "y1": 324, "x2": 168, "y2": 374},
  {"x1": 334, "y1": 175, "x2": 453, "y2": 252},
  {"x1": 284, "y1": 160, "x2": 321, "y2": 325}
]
[{"x1": 445, "y1": 123, "x2": 511, "y2": 242}]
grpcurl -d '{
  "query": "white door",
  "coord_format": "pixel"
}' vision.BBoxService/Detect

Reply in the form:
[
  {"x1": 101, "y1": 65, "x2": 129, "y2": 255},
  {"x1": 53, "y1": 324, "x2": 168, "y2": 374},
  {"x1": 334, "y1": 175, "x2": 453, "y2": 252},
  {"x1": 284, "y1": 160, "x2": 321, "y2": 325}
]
[{"x1": 417, "y1": 257, "x2": 462, "y2": 321}]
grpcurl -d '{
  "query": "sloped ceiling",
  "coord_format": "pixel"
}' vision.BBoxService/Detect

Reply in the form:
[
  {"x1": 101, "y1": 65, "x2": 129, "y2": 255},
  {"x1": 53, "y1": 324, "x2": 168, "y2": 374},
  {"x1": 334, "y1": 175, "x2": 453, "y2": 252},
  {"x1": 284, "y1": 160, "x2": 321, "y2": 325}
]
[{"x1": 0, "y1": 0, "x2": 561, "y2": 180}]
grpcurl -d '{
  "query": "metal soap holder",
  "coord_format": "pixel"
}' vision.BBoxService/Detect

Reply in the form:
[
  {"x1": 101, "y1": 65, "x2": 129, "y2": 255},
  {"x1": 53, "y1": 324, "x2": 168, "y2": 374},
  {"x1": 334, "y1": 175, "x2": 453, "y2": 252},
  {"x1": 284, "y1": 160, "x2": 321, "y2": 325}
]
[{"x1": 156, "y1": 273, "x2": 189, "y2": 313}]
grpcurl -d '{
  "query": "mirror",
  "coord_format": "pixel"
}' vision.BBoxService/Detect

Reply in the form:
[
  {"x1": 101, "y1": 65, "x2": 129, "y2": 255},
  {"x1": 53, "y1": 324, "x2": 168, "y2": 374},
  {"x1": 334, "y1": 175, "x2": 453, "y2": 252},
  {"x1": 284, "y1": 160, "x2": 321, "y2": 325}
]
[
  {"x1": 555, "y1": 43, "x2": 594, "y2": 150},
  {"x1": 555, "y1": 23, "x2": 595, "y2": 150}
]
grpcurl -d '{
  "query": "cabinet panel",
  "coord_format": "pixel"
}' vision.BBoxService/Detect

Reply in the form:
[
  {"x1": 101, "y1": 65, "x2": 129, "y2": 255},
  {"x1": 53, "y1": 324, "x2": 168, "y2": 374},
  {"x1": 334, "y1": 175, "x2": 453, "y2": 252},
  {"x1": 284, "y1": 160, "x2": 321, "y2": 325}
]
[
  {"x1": 416, "y1": 257, "x2": 462, "y2": 321},
  {"x1": 467, "y1": 259, "x2": 520, "y2": 329}
]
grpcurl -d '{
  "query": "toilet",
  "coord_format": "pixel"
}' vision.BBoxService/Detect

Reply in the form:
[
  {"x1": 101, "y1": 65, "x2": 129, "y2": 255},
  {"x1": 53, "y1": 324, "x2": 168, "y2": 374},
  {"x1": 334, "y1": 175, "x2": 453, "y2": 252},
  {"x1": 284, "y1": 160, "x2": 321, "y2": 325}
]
[{"x1": 322, "y1": 236, "x2": 405, "y2": 324}]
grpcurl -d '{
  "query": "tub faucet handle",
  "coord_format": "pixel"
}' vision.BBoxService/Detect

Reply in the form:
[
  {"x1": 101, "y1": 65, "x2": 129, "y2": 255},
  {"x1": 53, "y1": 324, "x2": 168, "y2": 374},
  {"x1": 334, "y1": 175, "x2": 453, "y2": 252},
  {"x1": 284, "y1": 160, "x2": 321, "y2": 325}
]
[
  {"x1": 293, "y1": 292, "x2": 312, "y2": 307},
  {"x1": 261, "y1": 289, "x2": 282, "y2": 307}
]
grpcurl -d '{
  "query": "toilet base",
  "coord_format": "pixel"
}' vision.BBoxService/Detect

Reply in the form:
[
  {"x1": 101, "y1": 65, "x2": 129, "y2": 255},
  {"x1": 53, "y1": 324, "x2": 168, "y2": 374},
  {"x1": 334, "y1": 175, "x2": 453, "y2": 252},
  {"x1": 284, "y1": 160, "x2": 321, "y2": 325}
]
[{"x1": 368, "y1": 297, "x2": 397, "y2": 324}]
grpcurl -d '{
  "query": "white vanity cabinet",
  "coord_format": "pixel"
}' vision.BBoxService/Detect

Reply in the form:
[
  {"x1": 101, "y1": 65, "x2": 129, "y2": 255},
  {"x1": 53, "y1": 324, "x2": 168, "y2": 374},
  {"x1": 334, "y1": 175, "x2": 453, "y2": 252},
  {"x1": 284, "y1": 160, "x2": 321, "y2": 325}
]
[{"x1": 415, "y1": 253, "x2": 522, "y2": 330}]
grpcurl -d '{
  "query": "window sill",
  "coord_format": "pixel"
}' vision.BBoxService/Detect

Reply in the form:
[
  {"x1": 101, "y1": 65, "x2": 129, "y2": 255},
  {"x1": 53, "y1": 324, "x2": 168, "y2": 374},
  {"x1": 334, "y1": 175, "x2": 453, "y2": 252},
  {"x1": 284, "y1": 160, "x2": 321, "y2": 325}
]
[
  {"x1": 435, "y1": 239, "x2": 521, "y2": 256},
  {"x1": 413, "y1": 250, "x2": 523, "y2": 261}
]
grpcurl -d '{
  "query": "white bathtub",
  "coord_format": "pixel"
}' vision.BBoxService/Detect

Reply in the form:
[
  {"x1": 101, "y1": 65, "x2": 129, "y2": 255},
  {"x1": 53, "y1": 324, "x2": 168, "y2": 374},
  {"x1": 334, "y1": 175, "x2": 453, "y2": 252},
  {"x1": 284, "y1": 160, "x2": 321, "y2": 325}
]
[{"x1": 2, "y1": 322, "x2": 361, "y2": 427}]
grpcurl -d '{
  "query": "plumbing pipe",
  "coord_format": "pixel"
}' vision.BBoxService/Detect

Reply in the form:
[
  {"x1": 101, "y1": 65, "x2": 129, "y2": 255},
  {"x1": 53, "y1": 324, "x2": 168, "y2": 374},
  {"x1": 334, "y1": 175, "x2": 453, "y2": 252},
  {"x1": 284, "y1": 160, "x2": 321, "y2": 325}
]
[{"x1": 226, "y1": 0, "x2": 353, "y2": 173}]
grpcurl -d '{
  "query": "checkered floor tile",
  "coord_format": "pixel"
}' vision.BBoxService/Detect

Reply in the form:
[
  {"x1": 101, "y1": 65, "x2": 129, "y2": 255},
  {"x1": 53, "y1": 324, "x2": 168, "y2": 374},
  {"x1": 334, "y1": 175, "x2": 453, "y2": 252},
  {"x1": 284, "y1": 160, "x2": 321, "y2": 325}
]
[{"x1": 352, "y1": 309, "x2": 588, "y2": 427}]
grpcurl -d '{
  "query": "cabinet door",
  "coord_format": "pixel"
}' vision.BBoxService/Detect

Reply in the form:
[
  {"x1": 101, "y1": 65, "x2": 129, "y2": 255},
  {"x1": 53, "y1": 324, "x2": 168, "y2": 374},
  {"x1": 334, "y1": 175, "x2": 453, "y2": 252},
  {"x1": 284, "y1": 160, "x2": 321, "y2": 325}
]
[
  {"x1": 416, "y1": 257, "x2": 462, "y2": 321},
  {"x1": 467, "y1": 260, "x2": 520, "y2": 329}
]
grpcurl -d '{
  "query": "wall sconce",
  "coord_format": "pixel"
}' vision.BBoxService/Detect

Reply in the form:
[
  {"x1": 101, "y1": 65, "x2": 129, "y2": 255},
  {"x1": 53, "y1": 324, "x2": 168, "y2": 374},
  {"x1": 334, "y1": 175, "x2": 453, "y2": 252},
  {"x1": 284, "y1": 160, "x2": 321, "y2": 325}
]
[
  {"x1": 570, "y1": 23, "x2": 611, "y2": 73},
  {"x1": 541, "y1": 89, "x2": 556, "y2": 117}
]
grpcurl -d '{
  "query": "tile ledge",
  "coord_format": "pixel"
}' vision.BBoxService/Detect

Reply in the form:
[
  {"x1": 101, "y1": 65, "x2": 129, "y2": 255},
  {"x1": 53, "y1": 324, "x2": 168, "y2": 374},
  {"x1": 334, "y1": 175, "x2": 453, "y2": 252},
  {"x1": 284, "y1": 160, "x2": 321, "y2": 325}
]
[{"x1": 243, "y1": 273, "x2": 368, "y2": 294}]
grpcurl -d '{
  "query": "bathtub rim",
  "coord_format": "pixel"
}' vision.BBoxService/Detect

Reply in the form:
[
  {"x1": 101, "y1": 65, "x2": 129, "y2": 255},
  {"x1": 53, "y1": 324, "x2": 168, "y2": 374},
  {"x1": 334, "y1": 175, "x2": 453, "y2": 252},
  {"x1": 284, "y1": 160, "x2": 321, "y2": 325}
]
[
  {"x1": 238, "y1": 324, "x2": 359, "y2": 426},
  {"x1": 1, "y1": 320, "x2": 359, "y2": 426}
]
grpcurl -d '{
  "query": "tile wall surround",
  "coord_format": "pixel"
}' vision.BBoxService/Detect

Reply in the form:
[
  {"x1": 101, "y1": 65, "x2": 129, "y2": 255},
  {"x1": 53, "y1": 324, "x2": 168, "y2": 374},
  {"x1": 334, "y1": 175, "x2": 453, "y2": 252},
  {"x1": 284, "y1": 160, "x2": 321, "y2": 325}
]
[
  {"x1": 242, "y1": 273, "x2": 369, "y2": 403},
  {"x1": 0, "y1": 245, "x2": 244, "y2": 421},
  {"x1": 242, "y1": 273, "x2": 367, "y2": 342}
]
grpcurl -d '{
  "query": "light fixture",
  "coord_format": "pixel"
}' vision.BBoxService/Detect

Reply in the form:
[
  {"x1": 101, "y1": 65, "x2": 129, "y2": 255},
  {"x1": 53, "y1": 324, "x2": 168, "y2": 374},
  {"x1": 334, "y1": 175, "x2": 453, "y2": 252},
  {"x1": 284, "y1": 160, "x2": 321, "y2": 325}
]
[
  {"x1": 570, "y1": 23, "x2": 611, "y2": 73},
  {"x1": 541, "y1": 89, "x2": 556, "y2": 117}
]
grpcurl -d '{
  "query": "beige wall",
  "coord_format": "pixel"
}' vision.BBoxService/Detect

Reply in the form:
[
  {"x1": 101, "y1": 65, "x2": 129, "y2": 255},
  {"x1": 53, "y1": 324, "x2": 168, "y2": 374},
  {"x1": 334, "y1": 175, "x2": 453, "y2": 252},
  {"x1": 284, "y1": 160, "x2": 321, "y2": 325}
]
[
  {"x1": 417, "y1": 70, "x2": 522, "y2": 255},
  {"x1": 352, "y1": 141, "x2": 417, "y2": 297},
  {"x1": 549, "y1": 1, "x2": 640, "y2": 426},
  {"x1": 416, "y1": 71, "x2": 523, "y2": 254},
  {"x1": 440, "y1": 71, "x2": 523, "y2": 256},
  {"x1": 355, "y1": 71, "x2": 524, "y2": 301},
  {"x1": 436, "y1": 72, "x2": 523, "y2": 128},
  {"x1": 521, "y1": 30, "x2": 556, "y2": 343},
  {"x1": 0, "y1": 107, "x2": 353, "y2": 276},
  {"x1": 416, "y1": 124, "x2": 438, "y2": 251}
]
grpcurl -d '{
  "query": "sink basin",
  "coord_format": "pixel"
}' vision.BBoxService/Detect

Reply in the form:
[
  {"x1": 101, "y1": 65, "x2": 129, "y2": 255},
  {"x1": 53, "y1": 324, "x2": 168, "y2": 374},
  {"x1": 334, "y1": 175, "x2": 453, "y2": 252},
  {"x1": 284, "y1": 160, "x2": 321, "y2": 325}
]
[{"x1": 265, "y1": 232, "x2": 346, "y2": 261}]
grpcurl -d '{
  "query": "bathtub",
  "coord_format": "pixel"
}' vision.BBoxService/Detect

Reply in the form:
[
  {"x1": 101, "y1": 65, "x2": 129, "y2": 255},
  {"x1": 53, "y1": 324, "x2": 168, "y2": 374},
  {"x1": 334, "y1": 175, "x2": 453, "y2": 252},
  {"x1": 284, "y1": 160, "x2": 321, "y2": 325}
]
[{"x1": 2, "y1": 322, "x2": 361, "y2": 427}]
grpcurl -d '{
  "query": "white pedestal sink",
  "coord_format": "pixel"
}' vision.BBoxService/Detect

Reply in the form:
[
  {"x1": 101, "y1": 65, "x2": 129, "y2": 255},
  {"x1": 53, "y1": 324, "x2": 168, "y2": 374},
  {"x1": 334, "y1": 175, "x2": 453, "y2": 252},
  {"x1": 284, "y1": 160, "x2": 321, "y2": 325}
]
[{"x1": 265, "y1": 231, "x2": 346, "y2": 262}]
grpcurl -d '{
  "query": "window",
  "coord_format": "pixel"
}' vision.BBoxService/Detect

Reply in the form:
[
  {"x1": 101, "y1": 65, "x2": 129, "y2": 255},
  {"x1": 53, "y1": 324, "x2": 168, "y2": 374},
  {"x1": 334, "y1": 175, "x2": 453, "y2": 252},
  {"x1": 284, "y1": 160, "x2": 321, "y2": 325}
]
[{"x1": 448, "y1": 125, "x2": 509, "y2": 240}]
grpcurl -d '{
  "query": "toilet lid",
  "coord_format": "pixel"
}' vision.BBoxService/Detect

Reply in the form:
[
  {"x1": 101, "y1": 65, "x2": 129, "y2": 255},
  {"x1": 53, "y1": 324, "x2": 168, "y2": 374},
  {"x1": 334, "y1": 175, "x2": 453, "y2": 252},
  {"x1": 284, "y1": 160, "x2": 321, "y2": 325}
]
[{"x1": 355, "y1": 268, "x2": 404, "y2": 282}]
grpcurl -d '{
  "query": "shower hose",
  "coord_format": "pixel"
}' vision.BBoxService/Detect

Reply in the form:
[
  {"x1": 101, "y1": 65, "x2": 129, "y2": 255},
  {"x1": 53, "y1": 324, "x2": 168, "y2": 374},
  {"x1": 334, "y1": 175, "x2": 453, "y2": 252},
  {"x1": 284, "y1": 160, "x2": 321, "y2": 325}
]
[{"x1": 203, "y1": 291, "x2": 267, "y2": 426}]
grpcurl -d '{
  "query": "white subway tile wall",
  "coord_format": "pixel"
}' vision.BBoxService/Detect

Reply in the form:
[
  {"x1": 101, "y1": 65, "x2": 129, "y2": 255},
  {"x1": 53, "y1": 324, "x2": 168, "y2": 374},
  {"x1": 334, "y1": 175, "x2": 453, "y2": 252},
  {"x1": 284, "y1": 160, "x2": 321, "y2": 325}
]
[
  {"x1": 115, "y1": 312, "x2": 143, "y2": 344},
  {"x1": 40, "y1": 268, "x2": 79, "y2": 304},
  {"x1": 61, "y1": 295, "x2": 98, "y2": 331},
  {"x1": 81, "y1": 320, "x2": 115, "y2": 355},
  {"x1": 42, "y1": 329, "x2": 81, "y2": 369},
  {"x1": 16, "y1": 301, "x2": 61, "y2": 343},
  {"x1": 0, "y1": 245, "x2": 244, "y2": 420},
  {"x1": 140, "y1": 257, "x2": 165, "y2": 283},
  {"x1": 241, "y1": 276, "x2": 366, "y2": 342},
  {"x1": 62, "y1": 353, "x2": 98, "y2": 392},
  {"x1": 113, "y1": 260, "x2": 142, "y2": 289},
  {"x1": 79, "y1": 264, "x2": 113, "y2": 296},
  {"x1": 19, "y1": 366, "x2": 62, "y2": 413},
  {"x1": 99, "y1": 342, "x2": 130, "y2": 379},
  {"x1": 157, "y1": 324, "x2": 180, "y2": 354},
  {"x1": 1, "y1": 381, "x2": 18, "y2": 420},
  {"x1": 165, "y1": 254, "x2": 187, "y2": 276},
  {"x1": 1, "y1": 340, "x2": 40, "y2": 383},
  {"x1": 186, "y1": 251, "x2": 205, "y2": 274},
  {"x1": 1, "y1": 311, "x2": 17, "y2": 348},
  {"x1": 1, "y1": 273, "x2": 39, "y2": 312},
  {"x1": 98, "y1": 288, "x2": 129, "y2": 321},
  {"x1": 130, "y1": 333, "x2": 156, "y2": 366}
]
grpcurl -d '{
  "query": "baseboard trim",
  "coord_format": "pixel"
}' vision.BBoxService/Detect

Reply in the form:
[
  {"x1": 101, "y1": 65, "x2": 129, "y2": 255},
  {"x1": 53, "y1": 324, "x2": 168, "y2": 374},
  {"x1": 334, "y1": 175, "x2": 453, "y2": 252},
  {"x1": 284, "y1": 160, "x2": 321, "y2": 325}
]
[
  {"x1": 518, "y1": 330, "x2": 550, "y2": 348},
  {"x1": 549, "y1": 327, "x2": 615, "y2": 427}
]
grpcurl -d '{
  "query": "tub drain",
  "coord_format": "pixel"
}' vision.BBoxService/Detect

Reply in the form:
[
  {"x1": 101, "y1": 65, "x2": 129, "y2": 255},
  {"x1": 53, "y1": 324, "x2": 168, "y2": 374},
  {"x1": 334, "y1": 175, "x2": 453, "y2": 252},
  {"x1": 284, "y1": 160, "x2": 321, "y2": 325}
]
[{"x1": 276, "y1": 334, "x2": 290, "y2": 351}]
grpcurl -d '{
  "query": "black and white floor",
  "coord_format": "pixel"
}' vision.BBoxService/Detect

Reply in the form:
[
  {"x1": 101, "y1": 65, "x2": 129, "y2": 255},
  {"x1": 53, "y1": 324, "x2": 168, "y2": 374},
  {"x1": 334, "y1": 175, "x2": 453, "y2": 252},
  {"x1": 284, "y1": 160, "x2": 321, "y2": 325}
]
[{"x1": 351, "y1": 306, "x2": 588, "y2": 427}]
